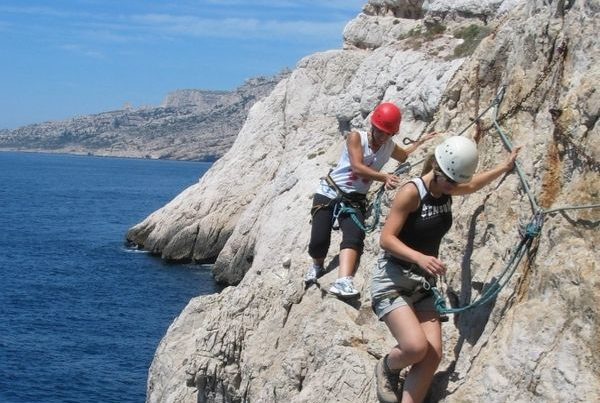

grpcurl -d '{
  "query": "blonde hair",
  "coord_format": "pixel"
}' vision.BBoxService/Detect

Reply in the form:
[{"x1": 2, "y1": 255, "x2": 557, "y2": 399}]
[{"x1": 421, "y1": 153, "x2": 438, "y2": 176}]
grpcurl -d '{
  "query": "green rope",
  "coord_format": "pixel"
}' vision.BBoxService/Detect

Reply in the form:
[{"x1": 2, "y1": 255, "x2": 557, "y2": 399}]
[
  {"x1": 431, "y1": 213, "x2": 541, "y2": 314},
  {"x1": 492, "y1": 109, "x2": 541, "y2": 213},
  {"x1": 542, "y1": 203, "x2": 600, "y2": 215},
  {"x1": 430, "y1": 85, "x2": 600, "y2": 316}
]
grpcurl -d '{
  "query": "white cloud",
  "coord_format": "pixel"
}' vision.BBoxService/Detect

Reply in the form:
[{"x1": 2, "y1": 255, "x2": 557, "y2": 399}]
[
  {"x1": 204, "y1": 0, "x2": 364, "y2": 11},
  {"x1": 2, "y1": 2, "x2": 361, "y2": 48},
  {"x1": 59, "y1": 44, "x2": 105, "y2": 59},
  {"x1": 0, "y1": 5, "x2": 91, "y2": 19},
  {"x1": 130, "y1": 13, "x2": 346, "y2": 41}
]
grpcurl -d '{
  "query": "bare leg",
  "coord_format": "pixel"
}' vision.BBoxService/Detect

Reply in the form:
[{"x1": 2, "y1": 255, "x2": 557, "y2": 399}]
[
  {"x1": 383, "y1": 306, "x2": 429, "y2": 371},
  {"x1": 400, "y1": 310, "x2": 442, "y2": 403},
  {"x1": 338, "y1": 248, "x2": 359, "y2": 277}
]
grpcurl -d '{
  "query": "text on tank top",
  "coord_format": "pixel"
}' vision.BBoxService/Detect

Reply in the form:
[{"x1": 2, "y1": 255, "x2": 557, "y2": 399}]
[{"x1": 393, "y1": 177, "x2": 453, "y2": 260}]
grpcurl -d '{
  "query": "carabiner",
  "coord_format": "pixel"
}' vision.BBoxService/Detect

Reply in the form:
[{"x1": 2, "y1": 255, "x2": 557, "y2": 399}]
[{"x1": 402, "y1": 137, "x2": 417, "y2": 145}]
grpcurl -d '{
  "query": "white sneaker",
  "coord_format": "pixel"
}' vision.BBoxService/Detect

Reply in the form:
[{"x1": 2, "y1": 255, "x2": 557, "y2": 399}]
[
  {"x1": 304, "y1": 264, "x2": 323, "y2": 284},
  {"x1": 329, "y1": 276, "x2": 360, "y2": 298}
]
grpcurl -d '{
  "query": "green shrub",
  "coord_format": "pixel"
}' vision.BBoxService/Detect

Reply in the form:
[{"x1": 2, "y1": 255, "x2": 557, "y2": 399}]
[
  {"x1": 307, "y1": 149, "x2": 326, "y2": 160},
  {"x1": 403, "y1": 23, "x2": 446, "y2": 39},
  {"x1": 451, "y1": 24, "x2": 491, "y2": 59},
  {"x1": 402, "y1": 23, "x2": 446, "y2": 50},
  {"x1": 424, "y1": 23, "x2": 446, "y2": 39}
]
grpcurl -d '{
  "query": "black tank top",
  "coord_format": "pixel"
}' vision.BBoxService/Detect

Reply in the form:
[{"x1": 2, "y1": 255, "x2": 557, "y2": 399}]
[{"x1": 390, "y1": 178, "x2": 453, "y2": 263}]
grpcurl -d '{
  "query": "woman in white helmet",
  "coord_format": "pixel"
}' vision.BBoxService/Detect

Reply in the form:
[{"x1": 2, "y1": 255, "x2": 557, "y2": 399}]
[{"x1": 371, "y1": 136, "x2": 521, "y2": 403}]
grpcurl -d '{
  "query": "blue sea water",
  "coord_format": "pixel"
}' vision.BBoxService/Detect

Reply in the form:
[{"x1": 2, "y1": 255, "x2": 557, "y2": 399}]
[{"x1": 0, "y1": 152, "x2": 220, "y2": 403}]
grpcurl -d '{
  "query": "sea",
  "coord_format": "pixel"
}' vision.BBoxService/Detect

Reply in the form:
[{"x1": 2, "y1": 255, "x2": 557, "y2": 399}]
[{"x1": 0, "y1": 152, "x2": 221, "y2": 403}]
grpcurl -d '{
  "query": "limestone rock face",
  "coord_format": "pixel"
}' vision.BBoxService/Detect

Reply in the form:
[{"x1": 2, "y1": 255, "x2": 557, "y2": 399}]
[
  {"x1": 423, "y1": 0, "x2": 514, "y2": 20},
  {"x1": 137, "y1": 1, "x2": 599, "y2": 402},
  {"x1": 0, "y1": 74, "x2": 286, "y2": 161},
  {"x1": 161, "y1": 90, "x2": 235, "y2": 111}
]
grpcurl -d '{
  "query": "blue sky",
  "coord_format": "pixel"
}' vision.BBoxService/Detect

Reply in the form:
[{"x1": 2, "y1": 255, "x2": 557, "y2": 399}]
[{"x1": 0, "y1": 0, "x2": 364, "y2": 129}]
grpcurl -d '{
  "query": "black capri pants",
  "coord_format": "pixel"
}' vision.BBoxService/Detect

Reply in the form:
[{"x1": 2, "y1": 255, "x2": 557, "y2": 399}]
[{"x1": 308, "y1": 193, "x2": 366, "y2": 259}]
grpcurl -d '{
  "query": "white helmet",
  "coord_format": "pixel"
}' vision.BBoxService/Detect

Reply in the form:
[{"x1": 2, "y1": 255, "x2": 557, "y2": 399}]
[{"x1": 434, "y1": 136, "x2": 479, "y2": 183}]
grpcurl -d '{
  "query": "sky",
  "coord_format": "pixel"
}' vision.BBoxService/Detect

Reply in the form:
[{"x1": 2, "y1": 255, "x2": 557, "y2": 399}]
[{"x1": 0, "y1": 0, "x2": 365, "y2": 129}]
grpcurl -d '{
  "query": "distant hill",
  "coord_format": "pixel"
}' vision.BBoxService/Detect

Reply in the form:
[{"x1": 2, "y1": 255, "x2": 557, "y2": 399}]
[{"x1": 0, "y1": 72, "x2": 288, "y2": 161}]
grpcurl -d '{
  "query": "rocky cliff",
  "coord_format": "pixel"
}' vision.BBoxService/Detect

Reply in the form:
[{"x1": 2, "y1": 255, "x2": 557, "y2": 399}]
[
  {"x1": 0, "y1": 74, "x2": 287, "y2": 161},
  {"x1": 127, "y1": 0, "x2": 599, "y2": 402}
]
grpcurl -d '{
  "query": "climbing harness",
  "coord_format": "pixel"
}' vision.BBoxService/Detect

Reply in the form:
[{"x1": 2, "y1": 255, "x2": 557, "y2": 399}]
[
  {"x1": 311, "y1": 172, "x2": 368, "y2": 231},
  {"x1": 316, "y1": 161, "x2": 414, "y2": 234}
]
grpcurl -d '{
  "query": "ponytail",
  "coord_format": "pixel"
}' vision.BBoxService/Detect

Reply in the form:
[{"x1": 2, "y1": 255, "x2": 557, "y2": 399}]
[{"x1": 421, "y1": 153, "x2": 437, "y2": 176}]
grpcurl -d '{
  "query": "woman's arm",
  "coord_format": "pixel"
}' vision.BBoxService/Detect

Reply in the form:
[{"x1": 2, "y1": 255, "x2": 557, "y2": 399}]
[
  {"x1": 380, "y1": 184, "x2": 447, "y2": 276},
  {"x1": 347, "y1": 131, "x2": 399, "y2": 188},
  {"x1": 450, "y1": 146, "x2": 522, "y2": 196},
  {"x1": 395, "y1": 131, "x2": 439, "y2": 160}
]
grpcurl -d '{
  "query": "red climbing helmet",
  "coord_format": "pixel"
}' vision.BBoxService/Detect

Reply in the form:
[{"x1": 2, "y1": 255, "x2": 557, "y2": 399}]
[{"x1": 371, "y1": 102, "x2": 402, "y2": 135}]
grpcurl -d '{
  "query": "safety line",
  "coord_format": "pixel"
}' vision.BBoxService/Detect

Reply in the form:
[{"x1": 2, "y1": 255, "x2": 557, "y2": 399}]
[{"x1": 431, "y1": 86, "x2": 599, "y2": 315}]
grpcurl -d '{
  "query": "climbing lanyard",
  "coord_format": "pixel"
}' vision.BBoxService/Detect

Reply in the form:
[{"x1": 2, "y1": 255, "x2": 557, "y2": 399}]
[
  {"x1": 331, "y1": 162, "x2": 413, "y2": 233},
  {"x1": 320, "y1": 173, "x2": 368, "y2": 231}
]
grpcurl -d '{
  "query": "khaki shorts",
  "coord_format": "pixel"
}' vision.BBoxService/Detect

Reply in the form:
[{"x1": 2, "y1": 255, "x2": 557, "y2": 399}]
[
  {"x1": 371, "y1": 258, "x2": 437, "y2": 320},
  {"x1": 372, "y1": 291, "x2": 436, "y2": 320}
]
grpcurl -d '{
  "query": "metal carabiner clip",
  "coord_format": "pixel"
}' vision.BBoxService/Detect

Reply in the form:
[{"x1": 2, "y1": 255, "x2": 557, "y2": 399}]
[{"x1": 402, "y1": 137, "x2": 417, "y2": 145}]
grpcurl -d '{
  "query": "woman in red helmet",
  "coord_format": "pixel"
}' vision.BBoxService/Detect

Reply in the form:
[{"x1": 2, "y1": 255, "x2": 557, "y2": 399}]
[{"x1": 304, "y1": 102, "x2": 436, "y2": 298}]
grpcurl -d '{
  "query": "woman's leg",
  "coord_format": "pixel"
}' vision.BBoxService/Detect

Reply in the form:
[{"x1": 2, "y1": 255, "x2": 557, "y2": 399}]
[
  {"x1": 384, "y1": 306, "x2": 429, "y2": 371},
  {"x1": 306, "y1": 194, "x2": 334, "y2": 283},
  {"x1": 400, "y1": 310, "x2": 442, "y2": 403},
  {"x1": 375, "y1": 305, "x2": 428, "y2": 402},
  {"x1": 337, "y1": 209, "x2": 365, "y2": 277},
  {"x1": 338, "y1": 248, "x2": 359, "y2": 277},
  {"x1": 308, "y1": 194, "x2": 334, "y2": 261}
]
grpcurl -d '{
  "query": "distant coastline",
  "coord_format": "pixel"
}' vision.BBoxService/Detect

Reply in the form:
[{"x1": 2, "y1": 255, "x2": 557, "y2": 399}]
[
  {"x1": 0, "y1": 73, "x2": 288, "y2": 163},
  {"x1": 0, "y1": 148, "x2": 219, "y2": 162}
]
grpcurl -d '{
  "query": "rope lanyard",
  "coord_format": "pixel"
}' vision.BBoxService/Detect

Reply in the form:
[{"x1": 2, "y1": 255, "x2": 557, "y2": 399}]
[
  {"x1": 431, "y1": 213, "x2": 542, "y2": 315},
  {"x1": 332, "y1": 162, "x2": 413, "y2": 233}
]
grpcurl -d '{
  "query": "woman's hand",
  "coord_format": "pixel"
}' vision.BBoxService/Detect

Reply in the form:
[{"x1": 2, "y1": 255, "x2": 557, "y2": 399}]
[
  {"x1": 418, "y1": 131, "x2": 439, "y2": 145},
  {"x1": 384, "y1": 173, "x2": 401, "y2": 190},
  {"x1": 401, "y1": 131, "x2": 439, "y2": 156},
  {"x1": 502, "y1": 146, "x2": 522, "y2": 172},
  {"x1": 416, "y1": 254, "x2": 447, "y2": 276}
]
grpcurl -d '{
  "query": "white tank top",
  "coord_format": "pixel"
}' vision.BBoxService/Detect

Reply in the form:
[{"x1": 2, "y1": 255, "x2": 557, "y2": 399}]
[{"x1": 316, "y1": 131, "x2": 396, "y2": 198}]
